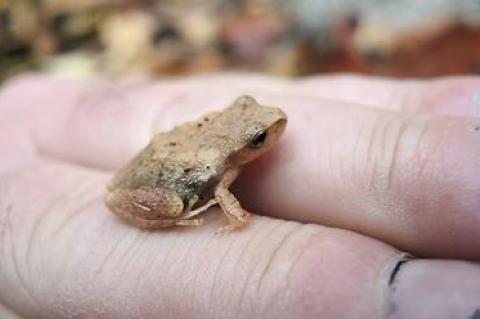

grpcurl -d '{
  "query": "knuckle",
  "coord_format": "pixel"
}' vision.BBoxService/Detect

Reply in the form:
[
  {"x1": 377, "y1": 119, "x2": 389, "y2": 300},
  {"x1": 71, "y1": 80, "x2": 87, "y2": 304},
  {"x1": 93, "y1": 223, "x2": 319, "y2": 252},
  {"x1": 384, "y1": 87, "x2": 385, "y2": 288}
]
[
  {"x1": 253, "y1": 223, "x2": 316, "y2": 318},
  {"x1": 211, "y1": 221, "x2": 317, "y2": 318}
]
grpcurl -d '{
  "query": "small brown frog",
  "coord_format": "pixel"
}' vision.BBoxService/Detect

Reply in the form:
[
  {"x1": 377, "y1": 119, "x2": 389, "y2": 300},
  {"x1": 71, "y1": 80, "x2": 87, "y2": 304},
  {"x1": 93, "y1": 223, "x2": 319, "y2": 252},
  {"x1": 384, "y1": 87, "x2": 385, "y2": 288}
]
[{"x1": 105, "y1": 95, "x2": 287, "y2": 231}]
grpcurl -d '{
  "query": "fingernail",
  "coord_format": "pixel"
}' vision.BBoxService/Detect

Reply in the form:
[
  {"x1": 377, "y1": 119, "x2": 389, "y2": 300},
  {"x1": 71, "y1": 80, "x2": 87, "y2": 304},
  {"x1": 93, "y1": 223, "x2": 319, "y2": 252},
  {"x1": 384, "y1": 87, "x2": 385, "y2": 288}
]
[{"x1": 388, "y1": 260, "x2": 480, "y2": 319}]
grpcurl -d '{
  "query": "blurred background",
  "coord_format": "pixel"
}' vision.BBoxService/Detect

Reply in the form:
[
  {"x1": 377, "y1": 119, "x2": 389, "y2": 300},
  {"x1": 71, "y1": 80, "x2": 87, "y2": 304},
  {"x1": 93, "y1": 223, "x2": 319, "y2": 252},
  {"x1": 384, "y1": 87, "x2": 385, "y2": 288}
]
[{"x1": 1, "y1": 0, "x2": 480, "y2": 82}]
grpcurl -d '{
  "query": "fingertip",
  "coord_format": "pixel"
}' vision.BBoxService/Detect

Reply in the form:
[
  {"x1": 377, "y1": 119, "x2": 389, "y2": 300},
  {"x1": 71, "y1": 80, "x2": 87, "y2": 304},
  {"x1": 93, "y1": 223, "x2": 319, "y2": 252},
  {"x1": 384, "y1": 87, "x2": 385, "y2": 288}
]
[
  {"x1": 389, "y1": 259, "x2": 480, "y2": 319},
  {"x1": 289, "y1": 227, "x2": 398, "y2": 318}
]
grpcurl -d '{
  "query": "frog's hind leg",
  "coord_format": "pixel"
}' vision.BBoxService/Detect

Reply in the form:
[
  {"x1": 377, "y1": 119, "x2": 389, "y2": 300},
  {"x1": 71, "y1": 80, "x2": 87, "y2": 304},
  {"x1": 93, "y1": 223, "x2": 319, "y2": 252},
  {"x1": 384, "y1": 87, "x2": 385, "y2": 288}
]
[{"x1": 105, "y1": 187, "x2": 203, "y2": 229}]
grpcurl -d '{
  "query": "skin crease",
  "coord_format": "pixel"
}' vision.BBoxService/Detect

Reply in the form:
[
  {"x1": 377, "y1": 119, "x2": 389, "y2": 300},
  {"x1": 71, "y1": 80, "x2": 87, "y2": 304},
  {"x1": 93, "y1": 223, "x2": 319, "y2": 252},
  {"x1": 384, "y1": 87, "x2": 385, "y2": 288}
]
[{"x1": 0, "y1": 74, "x2": 479, "y2": 318}]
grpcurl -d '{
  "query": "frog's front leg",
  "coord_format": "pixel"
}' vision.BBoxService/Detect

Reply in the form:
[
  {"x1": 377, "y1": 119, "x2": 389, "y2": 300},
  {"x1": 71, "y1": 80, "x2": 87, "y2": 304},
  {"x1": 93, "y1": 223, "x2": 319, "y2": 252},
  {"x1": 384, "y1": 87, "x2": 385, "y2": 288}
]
[
  {"x1": 215, "y1": 187, "x2": 250, "y2": 231},
  {"x1": 215, "y1": 169, "x2": 250, "y2": 232},
  {"x1": 105, "y1": 187, "x2": 202, "y2": 229}
]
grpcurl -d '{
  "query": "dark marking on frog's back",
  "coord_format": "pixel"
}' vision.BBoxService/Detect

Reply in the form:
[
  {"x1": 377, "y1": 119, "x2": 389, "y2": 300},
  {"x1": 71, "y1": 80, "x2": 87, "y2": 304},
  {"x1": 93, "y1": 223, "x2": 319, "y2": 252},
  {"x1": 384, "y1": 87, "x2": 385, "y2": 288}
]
[{"x1": 155, "y1": 165, "x2": 221, "y2": 210}]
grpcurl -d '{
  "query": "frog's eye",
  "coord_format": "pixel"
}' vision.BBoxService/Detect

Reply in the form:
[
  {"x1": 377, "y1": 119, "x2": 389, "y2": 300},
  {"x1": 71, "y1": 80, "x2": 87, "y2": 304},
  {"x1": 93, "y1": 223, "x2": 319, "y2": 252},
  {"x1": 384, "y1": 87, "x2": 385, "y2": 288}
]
[{"x1": 249, "y1": 130, "x2": 267, "y2": 148}]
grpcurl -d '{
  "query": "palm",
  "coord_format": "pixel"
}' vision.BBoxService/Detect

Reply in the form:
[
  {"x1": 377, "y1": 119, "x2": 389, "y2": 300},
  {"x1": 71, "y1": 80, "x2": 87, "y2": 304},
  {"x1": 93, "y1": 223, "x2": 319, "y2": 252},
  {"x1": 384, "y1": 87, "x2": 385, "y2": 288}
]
[{"x1": 1, "y1": 74, "x2": 479, "y2": 319}]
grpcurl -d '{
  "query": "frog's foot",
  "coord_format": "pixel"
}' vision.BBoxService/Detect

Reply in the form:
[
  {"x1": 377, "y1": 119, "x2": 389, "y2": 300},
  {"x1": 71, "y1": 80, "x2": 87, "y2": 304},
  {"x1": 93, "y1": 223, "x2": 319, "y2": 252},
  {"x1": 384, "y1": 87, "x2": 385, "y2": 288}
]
[
  {"x1": 181, "y1": 199, "x2": 218, "y2": 220},
  {"x1": 214, "y1": 220, "x2": 250, "y2": 235},
  {"x1": 133, "y1": 198, "x2": 217, "y2": 229},
  {"x1": 173, "y1": 219, "x2": 203, "y2": 226},
  {"x1": 119, "y1": 212, "x2": 203, "y2": 229},
  {"x1": 214, "y1": 186, "x2": 250, "y2": 233}
]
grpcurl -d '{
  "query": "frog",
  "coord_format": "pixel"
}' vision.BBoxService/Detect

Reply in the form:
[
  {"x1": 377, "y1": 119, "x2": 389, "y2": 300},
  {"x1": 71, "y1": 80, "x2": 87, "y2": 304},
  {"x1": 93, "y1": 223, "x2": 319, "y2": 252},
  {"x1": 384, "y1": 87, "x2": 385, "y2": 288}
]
[{"x1": 105, "y1": 95, "x2": 287, "y2": 231}]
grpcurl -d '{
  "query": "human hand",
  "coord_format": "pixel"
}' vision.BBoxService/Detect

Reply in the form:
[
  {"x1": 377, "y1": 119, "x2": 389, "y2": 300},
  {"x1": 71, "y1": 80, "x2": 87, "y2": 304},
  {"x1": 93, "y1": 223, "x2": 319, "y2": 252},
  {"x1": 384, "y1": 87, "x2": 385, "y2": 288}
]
[{"x1": 1, "y1": 74, "x2": 479, "y2": 319}]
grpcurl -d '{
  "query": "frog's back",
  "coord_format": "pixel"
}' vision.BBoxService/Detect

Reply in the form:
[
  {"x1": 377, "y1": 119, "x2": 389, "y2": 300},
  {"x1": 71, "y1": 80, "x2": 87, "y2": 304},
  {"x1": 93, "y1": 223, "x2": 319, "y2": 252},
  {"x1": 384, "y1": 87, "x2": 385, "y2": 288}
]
[{"x1": 109, "y1": 120, "x2": 226, "y2": 208}]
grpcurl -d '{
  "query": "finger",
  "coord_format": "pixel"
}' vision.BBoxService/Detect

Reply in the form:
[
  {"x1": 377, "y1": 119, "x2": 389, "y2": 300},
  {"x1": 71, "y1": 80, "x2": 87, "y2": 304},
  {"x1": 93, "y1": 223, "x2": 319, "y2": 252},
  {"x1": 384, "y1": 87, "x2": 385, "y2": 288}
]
[
  {"x1": 1, "y1": 160, "x2": 480, "y2": 319},
  {"x1": 3, "y1": 74, "x2": 478, "y2": 167},
  {"x1": 295, "y1": 75, "x2": 480, "y2": 116},
  {"x1": 2, "y1": 74, "x2": 478, "y2": 158},
  {"x1": 236, "y1": 95, "x2": 480, "y2": 260}
]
